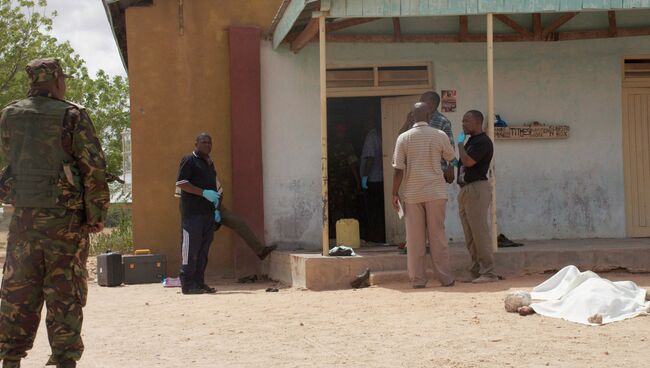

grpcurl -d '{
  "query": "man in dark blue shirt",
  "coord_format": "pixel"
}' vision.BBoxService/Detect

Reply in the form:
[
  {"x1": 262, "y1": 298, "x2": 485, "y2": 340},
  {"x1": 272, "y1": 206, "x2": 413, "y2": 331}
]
[
  {"x1": 457, "y1": 110, "x2": 497, "y2": 284},
  {"x1": 176, "y1": 133, "x2": 221, "y2": 294},
  {"x1": 175, "y1": 133, "x2": 277, "y2": 294}
]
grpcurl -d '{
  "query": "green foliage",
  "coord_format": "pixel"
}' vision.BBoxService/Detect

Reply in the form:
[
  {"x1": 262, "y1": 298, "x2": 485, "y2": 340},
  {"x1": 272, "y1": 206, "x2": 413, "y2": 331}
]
[
  {"x1": 104, "y1": 205, "x2": 131, "y2": 228},
  {"x1": 0, "y1": 0, "x2": 130, "y2": 177},
  {"x1": 89, "y1": 207, "x2": 133, "y2": 256}
]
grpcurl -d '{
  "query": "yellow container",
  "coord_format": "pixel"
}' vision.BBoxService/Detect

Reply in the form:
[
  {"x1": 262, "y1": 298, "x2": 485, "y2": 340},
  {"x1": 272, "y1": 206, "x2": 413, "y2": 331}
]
[
  {"x1": 336, "y1": 219, "x2": 360, "y2": 249},
  {"x1": 134, "y1": 249, "x2": 151, "y2": 255}
]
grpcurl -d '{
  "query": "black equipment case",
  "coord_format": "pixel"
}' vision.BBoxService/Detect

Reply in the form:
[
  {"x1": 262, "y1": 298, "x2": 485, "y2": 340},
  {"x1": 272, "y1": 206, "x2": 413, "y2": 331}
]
[
  {"x1": 122, "y1": 254, "x2": 167, "y2": 284},
  {"x1": 96, "y1": 251, "x2": 123, "y2": 287}
]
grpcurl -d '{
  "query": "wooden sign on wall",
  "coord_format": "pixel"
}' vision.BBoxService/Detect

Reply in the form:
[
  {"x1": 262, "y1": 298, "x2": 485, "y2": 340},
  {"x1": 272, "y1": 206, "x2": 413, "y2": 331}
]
[{"x1": 495, "y1": 125, "x2": 570, "y2": 140}]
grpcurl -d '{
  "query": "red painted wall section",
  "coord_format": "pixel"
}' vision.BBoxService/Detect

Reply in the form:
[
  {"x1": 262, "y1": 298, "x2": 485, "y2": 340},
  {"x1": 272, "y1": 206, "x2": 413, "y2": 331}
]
[{"x1": 228, "y1": 26, "x2": 265, "y2": 276}]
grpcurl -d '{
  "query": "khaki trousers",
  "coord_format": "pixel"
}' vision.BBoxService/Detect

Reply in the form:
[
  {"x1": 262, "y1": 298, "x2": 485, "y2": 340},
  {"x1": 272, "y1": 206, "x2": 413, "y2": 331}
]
[
  {"x1": 404, "y1": 199, "x2": 454, "y2": 286},
  {"x1": 458, "y1": 180, "x2": 495, "y2": 278}
]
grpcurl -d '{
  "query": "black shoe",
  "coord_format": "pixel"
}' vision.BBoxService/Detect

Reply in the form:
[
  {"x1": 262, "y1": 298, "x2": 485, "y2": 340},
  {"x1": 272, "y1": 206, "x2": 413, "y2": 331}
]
[
  {"x1": 498, "y1": 233, "x2": 524, "y2": 248},
  {"x1": 258, "y1": 245, "x2": 277, "y2": 260},
  {"x1": 200, "y1": 284, "x2": 217, "y2": 294},
  {"x1": 350, "y1": 268, "x2": 370, "y2": 289},
  {"x1": 182, "y1": 288, "x2": 205, "y2": 295}
]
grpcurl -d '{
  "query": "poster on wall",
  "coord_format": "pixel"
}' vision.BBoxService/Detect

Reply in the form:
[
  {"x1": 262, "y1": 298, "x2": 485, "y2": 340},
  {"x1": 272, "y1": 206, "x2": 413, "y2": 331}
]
[{"x1": 441, "y1": 90, "x2": 457, "y2": 112}]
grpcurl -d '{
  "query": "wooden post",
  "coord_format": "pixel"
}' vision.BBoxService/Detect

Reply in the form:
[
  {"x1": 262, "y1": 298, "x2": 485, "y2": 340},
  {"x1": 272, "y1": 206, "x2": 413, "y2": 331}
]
[
  {"x1": 319, "y1": 15, "x2": 329, "y2": 256},
  {"x1": 486, "y1": 13, "x2": 497, "y2": 251}
]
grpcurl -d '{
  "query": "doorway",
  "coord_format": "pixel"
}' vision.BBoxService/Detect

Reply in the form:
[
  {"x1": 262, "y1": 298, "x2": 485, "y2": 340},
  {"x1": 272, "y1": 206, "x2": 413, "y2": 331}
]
[
  {"x1": 326, "y1": 94, "x2": 421, "y2": 244},
  {"x1": 622, "y1": 57, "x2": 650, "y2": 237},
  {"x1": 622, "y1": 87, "x2": 650, "y2": 237},
  {"x1": 327, "y1": 97, "x2": 384, "y2": 243}
]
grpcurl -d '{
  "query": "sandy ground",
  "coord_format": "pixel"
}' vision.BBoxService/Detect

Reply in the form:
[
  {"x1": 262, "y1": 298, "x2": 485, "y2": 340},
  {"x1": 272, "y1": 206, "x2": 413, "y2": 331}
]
[{"x1": 4, "y1": 267, "x2": 646, "y2": 368}]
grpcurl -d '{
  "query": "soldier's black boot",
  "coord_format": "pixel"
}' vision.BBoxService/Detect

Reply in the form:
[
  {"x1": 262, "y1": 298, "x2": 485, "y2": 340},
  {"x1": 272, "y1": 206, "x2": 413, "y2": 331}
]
[{"x1": 2, "y1": 359, "x2": 21, "y2": 368}]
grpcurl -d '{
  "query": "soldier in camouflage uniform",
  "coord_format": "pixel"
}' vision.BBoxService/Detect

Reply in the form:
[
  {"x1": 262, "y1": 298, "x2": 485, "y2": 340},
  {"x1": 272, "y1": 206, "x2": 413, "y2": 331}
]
[{"x1": 0, "y1": 59, "x2": 109, "y2": 368}]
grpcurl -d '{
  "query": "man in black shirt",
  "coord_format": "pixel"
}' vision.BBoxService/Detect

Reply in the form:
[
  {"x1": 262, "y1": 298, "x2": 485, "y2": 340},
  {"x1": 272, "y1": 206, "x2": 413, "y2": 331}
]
[
  {"x1": 457, "y1": 110, "x2": 497, "y2": 284},
  {"x1": 176, "y1": 133, "x2": 221, "y2": 294},
  {"x1": 175, "y1": 133, "x2": 277, "y2": 294}
]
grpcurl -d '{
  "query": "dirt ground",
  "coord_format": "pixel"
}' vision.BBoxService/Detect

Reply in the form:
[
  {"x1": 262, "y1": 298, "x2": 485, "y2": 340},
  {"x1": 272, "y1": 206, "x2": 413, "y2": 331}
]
[{"x1": 6, "y1": 266, "x2": 647, "y2": 368}]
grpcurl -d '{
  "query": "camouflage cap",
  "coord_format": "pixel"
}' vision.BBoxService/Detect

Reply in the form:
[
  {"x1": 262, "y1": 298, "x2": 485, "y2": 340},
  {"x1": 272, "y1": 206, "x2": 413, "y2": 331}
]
[{"x1": 25, "y1": 58, "x2": 70, "y2": 83}]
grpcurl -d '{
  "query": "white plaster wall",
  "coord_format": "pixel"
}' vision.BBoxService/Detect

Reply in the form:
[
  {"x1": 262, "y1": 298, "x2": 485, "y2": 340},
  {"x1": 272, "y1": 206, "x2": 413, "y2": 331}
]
[
  {"x1": 262, "y1": 37, "x2": 650, "y2": 249},
  {"x1": 261, "y1": 42, "x2": 322, "y2": 247}
]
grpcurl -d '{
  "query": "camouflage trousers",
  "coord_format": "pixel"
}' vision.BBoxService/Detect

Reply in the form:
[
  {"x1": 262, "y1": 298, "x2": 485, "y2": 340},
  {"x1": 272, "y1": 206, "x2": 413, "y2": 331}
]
[{"x1": 0, "y1": 208, "x2": 89, "y2": 365}]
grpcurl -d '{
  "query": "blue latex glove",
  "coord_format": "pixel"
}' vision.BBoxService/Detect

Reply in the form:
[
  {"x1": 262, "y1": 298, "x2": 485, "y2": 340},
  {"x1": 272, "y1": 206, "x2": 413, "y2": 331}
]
[
  {"x1": 202, "y1": 189, "x2": 220, "y2": 206},
  {"x1": 214, "y1": 209, "x2": 221, "y2": 223},
  {"x1": 457, "y1": 131, "x2": 466, "y2": 144},
  {"x1": 450, "y1": 158, "x2": 460, "y2": 168},
  {"x1": 361, "y1": 176, "x2": 369, "y2": 190}
]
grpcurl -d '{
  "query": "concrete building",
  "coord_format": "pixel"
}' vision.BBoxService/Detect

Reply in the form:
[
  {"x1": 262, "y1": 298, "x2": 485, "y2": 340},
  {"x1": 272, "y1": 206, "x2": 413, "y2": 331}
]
[{"x1": 103, "y1": 0, "x2": 650, "y2": 279}]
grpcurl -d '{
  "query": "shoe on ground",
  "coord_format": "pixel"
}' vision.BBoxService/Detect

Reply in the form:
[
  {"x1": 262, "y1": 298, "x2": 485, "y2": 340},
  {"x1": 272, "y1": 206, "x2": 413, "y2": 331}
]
[
  {"x1": 412, "y1": 284, "x2": 426, "y2": 289},
  {"x1": 182, "y1": 288, "x2": 206, "y2": 295},
  {"x1": 350, "y1": 268, "x2": 371, "y2": 289},
  {"x1": 201, "y1": 284, "x2": 217, "y2": 293},
  {"x1": 497, "y1": 233, "x2": 524, "y2": 248},
  {"x1": 442, "y1": 280, "x2": 455, "y2": 287},
  {"x1": 472, "y1": 275, "x2": 499, "y2": 284},
  {"x1": 258, "y1": 245, "x2": 278, "y2": 260}
]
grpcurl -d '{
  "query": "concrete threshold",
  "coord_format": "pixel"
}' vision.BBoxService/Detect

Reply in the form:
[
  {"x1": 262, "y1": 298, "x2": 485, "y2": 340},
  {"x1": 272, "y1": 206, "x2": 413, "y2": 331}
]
[{"x1": 262, "y1": 238, "x2": 650, "y2": 291}]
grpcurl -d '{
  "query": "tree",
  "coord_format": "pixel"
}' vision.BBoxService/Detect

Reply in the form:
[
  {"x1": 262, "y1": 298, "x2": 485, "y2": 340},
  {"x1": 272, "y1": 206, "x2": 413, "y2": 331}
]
[{"x1": 0, "y1": 0, "x2": 130, "y2": 177}]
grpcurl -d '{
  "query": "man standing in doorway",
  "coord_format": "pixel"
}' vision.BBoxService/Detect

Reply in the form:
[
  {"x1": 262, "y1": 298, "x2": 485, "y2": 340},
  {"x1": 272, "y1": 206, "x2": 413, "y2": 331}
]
[
  {"x1": 360, "y1": 120, "x2": 384, "y2": 243},
  {"x1": 392, "y1": 102, "x2": 456, "y2": 288},
  {"x1": 175, "y1": 134, "x2": 276, "y2": 294},
  {"x1": 0, "y1": 58, "x2": 109, "y2": 368},
  {"x1": 457, "y1": 110, "x2": 497, "y2": 283}
]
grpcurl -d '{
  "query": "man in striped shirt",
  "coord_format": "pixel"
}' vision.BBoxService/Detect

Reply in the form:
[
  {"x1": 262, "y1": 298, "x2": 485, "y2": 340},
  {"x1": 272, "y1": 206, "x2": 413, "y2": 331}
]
[
  {"x1": 400, "y1": 91, "x2": 455, "y2": 183},
  {"x1": 392, "y1": 102, "x2": 457, "y2": 288}
]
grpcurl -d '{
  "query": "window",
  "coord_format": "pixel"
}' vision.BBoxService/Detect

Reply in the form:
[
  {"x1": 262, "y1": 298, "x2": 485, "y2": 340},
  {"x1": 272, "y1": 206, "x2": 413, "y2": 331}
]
[{"x1": 327, "y1": 62, "x2": 433, "y2": 97}]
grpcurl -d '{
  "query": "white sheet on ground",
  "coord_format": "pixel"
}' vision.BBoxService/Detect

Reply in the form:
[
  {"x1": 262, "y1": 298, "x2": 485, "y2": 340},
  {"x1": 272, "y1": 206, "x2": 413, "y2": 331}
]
[{"x1": 529, "y1": 265, "x2": 649, "y2": 326}]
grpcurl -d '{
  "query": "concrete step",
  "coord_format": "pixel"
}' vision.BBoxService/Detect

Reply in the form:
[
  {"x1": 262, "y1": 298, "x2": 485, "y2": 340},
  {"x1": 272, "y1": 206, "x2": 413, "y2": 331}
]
[{"x1": 266, "y1": 239, "x2": 650, "y2": 290}]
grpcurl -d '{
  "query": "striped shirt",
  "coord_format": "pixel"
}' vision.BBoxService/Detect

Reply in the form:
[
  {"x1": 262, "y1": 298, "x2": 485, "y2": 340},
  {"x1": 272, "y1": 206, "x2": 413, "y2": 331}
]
[{"x1": 392, "y1": 122, "x2": 455, "y2": 203}]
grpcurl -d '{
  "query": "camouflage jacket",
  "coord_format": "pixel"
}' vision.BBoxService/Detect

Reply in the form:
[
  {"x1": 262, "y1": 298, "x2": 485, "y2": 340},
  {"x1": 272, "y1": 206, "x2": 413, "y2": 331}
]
[{"x1": 0, "y1": 96, "x2": 110, "y2": 225}]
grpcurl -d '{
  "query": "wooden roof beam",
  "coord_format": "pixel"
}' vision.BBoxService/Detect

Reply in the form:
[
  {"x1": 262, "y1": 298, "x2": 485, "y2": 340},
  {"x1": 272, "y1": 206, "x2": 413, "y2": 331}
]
[
  {"x1": 392, "y1": 17, "x2": 402, "y2": 42},
  {"x1": 291, "y1": 18, "x2": 319, "y2": 53},
  {"x1": 533, "y1": 13, "x2": 542, "y2": 40},
  {"x1": 323, "y1": 26, "x2": 650, "y2": 44},
  {"x1": 608, "y1": 11, "x2": 617, "y2": 37},
  {"x1": 459, "y1": 15, "x2": 468, "y2": 42},
  {"x1": 326, "y1": 18, "x2": 380, "y2": 33},
  {"x1": 542, "y1": 12, "x2": 578, "y2": 38},
  {"x1": 494, "y1": 14, "x2": 532, "y2": 38}
]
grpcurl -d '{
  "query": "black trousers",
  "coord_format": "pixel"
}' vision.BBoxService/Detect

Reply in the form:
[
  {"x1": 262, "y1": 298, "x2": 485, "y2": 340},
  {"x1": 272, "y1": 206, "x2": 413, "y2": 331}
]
[
  {"x1": 365, "y1": 181, "x2": 386, "y2": 243},
  {"x1": 179, "y1": 214, "x2": 215, "y2": 290}
]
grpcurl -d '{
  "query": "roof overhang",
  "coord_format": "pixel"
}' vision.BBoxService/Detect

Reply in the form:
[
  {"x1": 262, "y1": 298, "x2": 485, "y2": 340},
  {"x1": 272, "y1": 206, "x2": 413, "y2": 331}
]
[
  {"x1": 101, "y1": 0, "x2": 154, "y2": 73},
  {"x1": 270, "y1": 0, "x2": 650, "y2": 51}
]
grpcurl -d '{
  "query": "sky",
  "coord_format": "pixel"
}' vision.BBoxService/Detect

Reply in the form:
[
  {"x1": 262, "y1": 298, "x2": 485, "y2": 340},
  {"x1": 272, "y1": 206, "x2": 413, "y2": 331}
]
[{"x1": 45, "y1": 0, "x2": 126, "y2": 77}]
